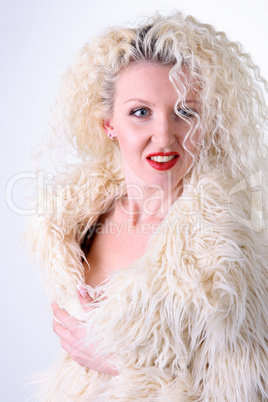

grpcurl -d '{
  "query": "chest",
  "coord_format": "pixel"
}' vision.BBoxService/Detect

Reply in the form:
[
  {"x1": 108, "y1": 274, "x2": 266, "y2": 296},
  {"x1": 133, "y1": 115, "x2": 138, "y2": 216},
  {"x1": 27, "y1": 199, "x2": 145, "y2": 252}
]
[{"x1": 83, "y1": 223, "x2": 153, "y2": 288}]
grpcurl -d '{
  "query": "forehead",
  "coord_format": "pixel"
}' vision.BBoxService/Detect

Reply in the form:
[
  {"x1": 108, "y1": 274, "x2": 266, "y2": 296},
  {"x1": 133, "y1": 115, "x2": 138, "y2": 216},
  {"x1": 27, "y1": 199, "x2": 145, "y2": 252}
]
[
  {"x1": 116, "y1": 63, "x2": 173, "y2": 90},
  {"x1": 114, "y1": 62, "x2": 199, "y2": 103}
]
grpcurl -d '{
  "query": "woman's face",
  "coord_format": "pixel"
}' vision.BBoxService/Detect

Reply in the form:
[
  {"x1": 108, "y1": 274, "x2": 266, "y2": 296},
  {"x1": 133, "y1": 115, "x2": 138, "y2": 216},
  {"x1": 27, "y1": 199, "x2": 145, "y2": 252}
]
[{"x1": 104, "y1": 63, "x2": 201, "y2": 193}]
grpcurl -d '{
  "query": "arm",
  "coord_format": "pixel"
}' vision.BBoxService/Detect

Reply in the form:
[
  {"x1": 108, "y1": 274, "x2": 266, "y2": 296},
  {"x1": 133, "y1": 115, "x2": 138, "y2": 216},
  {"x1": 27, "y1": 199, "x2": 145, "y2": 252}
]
[{"x1": 52, "y1": 287, "x2": 119, "y2": 377}]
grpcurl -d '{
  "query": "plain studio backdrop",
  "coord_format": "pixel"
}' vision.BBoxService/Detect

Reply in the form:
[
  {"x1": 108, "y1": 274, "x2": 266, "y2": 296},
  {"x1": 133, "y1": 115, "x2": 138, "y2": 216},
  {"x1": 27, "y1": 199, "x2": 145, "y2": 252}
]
[{"x1": 1, "y1": 0, "x2": 267, "y2": 400}]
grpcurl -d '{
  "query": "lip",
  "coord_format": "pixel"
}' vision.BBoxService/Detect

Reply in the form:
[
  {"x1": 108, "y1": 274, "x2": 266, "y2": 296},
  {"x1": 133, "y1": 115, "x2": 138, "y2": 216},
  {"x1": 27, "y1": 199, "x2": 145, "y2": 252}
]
[
  {"x1": 146, "y1": 152, "x2": 179, "y2": 158},
  {"x1": 146, "y1": 152, "x2": 180, "y2": 171}
]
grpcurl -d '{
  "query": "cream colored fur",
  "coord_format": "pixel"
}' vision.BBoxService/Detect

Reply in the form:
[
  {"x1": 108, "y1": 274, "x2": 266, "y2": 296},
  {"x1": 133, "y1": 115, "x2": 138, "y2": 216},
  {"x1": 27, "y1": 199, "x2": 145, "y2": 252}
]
[{"x1": 26, "y1": 167, "x2": 268, "y2": 401}]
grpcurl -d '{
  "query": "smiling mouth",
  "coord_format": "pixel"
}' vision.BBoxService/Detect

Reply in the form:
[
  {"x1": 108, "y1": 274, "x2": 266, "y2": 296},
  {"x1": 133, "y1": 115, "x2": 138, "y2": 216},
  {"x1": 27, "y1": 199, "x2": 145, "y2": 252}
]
[
  {"x1": 148, "y1": 155, "x2": 177, "y2": 163},
  {"x1": 146, "y1": 153, "x2": 180, "y2": 171}
]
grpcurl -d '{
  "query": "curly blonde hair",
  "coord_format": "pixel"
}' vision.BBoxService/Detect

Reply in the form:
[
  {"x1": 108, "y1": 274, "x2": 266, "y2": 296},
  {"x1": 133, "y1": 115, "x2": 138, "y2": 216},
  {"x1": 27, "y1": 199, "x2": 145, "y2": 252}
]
[
  {"x1": 50, "y1": 11, "x2": 267, "y2": 182},
  {"x1": 35, "y1": 11, "x2": 268, "y2": 240}
]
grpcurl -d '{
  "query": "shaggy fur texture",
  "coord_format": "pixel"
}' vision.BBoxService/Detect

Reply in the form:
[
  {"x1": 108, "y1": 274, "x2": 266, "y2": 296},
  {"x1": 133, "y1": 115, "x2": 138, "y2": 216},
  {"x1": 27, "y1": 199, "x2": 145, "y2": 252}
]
[
  {"x1": 26, "y1": 168, "x2": 268, "y2": 401},
  {"x1": 25, "y1": 11, "x2": 268, "y2": 401}
]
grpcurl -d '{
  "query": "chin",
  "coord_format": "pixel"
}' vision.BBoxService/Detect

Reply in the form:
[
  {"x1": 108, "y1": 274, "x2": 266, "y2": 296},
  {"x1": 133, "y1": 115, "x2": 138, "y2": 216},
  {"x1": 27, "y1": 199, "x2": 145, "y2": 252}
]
[{"x1": 144, "y1": 177, "x2": 182, "y2": 192}]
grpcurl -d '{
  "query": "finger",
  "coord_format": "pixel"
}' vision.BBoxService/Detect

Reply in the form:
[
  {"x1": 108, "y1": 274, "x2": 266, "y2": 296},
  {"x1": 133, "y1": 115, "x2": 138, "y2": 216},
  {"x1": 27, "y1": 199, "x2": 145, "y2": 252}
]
[
  {"x1": 77, "y1": 285, "x2": 94, "y2": 312},
  {"x1": 51, "y1": 302, "x2": 80, "y2": 328},
  {"x1": 52, "y1": 318, "x2": 69, "y2": 341}
]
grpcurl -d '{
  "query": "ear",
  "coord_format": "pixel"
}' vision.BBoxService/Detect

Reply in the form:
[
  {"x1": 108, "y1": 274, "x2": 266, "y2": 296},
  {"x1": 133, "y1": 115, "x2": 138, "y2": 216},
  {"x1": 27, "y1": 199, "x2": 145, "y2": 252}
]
[{"x1": 103, "y1": 119, "x2": 116, "y2": 136}]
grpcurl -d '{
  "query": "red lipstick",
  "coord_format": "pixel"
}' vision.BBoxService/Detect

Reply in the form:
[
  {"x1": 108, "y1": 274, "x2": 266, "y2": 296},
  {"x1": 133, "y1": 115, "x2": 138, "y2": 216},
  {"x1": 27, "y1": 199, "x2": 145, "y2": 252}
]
[{"x1": 146, "y1": 152, "x2": 180, "y2": 171}]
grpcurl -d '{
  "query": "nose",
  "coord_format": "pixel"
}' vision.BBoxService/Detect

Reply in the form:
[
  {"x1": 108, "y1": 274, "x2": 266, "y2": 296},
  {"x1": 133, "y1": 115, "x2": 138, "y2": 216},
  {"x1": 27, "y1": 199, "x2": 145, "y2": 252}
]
[{"x1": 151, "y1": 115, "x2": 176, "y2": 149}]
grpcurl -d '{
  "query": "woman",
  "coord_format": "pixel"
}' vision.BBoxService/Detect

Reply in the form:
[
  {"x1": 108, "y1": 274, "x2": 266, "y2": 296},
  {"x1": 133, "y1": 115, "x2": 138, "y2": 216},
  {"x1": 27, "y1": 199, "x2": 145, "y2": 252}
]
[{"x1": 26, "y1": 11, "x2": 268, "y2": 401}]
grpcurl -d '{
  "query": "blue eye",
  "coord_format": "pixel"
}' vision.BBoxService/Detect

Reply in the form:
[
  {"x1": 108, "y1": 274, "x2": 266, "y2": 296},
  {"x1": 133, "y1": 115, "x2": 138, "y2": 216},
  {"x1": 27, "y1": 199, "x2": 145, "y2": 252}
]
[
  {"x1": 130, "y1": 108, "x2": 149, "y2": 117},
  {"x1": 177, "y1": 108, "x2": 196, "y2": 118}
]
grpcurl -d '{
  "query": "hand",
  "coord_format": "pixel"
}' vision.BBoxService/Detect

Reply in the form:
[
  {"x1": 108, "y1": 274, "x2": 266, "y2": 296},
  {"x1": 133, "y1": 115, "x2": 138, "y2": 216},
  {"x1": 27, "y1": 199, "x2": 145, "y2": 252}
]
[{"x1": 52, "y1": 286, "x2": 119, "y2": 376}]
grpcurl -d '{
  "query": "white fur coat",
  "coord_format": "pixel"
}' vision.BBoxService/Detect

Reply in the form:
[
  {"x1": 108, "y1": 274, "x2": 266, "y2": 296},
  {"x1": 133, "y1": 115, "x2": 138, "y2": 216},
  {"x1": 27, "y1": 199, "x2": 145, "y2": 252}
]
[{"x1": 27, "y1": 168, "x2": 268, "y2": 401}]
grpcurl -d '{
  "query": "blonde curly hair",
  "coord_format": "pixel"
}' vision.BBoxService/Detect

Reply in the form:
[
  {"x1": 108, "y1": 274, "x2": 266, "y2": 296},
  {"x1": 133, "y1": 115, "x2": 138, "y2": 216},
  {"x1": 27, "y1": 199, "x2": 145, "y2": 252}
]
[
  {"x1": 38, "y1": 10, "x2": 268, "y2": 233},
  {"x1": 50, "y1": 11, "x2": 267, "y2": 182}
]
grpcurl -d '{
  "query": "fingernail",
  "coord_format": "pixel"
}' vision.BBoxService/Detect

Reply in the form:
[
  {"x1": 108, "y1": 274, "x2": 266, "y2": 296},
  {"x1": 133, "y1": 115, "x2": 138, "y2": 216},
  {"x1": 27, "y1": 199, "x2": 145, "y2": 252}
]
[{"x1": 77, "y1": 284, "x2": 89, "y2": 297}]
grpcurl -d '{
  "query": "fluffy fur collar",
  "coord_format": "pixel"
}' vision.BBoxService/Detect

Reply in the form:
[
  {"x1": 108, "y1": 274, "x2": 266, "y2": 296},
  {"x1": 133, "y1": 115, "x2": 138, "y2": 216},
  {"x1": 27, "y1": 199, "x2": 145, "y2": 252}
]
[{"x1": 27, "y1": 168, "x2": 268, "y2": 401}]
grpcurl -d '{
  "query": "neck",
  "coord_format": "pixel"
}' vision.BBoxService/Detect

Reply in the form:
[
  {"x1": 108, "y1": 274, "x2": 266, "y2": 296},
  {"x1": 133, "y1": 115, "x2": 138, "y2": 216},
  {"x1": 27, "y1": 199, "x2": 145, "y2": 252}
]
[{"x1": 118, "y1": 182, "x2": 183, "y2": 227}]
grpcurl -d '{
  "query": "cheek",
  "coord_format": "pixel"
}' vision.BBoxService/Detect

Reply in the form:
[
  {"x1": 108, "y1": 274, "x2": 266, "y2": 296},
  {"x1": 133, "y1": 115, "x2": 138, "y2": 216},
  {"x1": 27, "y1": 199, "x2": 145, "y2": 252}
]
[
  {"x1": 117, "y1": 136, "x2": 141, "y2": 165},
  {"x1": 118, "y1": 136, "x2": 137, "y2": 151},
  {"x1": 117, "y1": 127, "x2": 145, "y2": 149}
]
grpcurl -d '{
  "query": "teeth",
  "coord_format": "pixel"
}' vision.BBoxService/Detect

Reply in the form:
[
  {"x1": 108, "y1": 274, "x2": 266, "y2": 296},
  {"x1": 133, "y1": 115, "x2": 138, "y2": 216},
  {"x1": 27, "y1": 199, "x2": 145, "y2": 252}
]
[{"x1": 150, "y1": 155, "x2": 175, "y2": 163}]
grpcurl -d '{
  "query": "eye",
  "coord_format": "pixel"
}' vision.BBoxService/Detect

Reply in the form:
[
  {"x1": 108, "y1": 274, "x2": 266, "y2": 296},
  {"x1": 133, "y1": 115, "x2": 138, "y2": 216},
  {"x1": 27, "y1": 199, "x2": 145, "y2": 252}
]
[
  {"x1": 130, "y1": 108, "x2": 150, "y2": 118},
  {"x1": 177, "y1": 108, "x2": 196, "y2": 119}
]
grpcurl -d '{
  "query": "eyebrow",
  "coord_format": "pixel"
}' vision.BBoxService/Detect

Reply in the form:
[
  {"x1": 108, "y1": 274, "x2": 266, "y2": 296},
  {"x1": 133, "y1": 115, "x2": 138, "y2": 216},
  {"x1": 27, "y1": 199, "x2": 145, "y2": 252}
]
[
  {"x1": 124, "y1": 98, "x2": 200, "y2": 105},
  {"x1": 124, "y1": 98, "x2": 155, "y2": 105}
]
